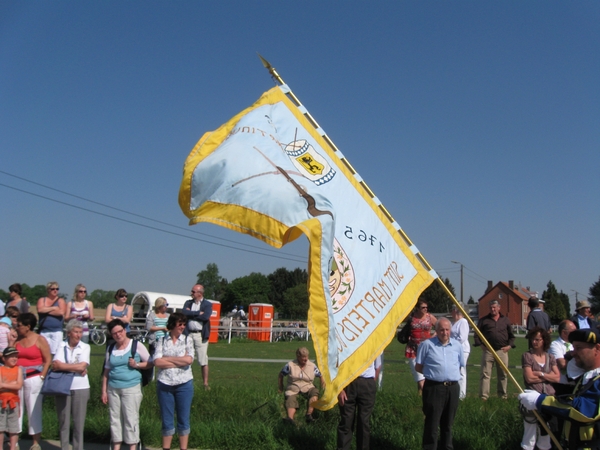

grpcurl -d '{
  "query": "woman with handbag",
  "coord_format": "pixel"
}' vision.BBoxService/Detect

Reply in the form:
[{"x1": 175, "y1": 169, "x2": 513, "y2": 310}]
[
  {"x1": 15, "y1": 313, "x2": 52, "y2": 450},
  {"x1": 101, "y1": 319, "x2": 151, "y2": 450},
  {"x1": 405, "y1": 300, "x2": 436, "y2": 395},
  {"x1": 52, "y1": 319, "x2": 91, "y2": 450},
  {"x1": 153, "y1": 313, "x2": 194, "y2": 450},
  {"x1": 520, "y1": 326, "x2": 560, "y2": 450}
]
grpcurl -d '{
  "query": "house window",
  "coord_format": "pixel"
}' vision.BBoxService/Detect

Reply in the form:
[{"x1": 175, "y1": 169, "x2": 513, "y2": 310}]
[{"x1": 498, "y1": 294, "x2": 503, "y2": 299}]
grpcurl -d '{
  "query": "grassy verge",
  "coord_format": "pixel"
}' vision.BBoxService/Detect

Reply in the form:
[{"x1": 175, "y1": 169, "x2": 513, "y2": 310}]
[{"x1": 33, "y1": 335, "x2": 531, "y2": 449}]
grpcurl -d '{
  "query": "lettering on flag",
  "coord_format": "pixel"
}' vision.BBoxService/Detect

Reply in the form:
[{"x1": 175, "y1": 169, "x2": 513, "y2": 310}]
[{"x1": 179, "y1": 86, "x2": 434, "y2": 409}]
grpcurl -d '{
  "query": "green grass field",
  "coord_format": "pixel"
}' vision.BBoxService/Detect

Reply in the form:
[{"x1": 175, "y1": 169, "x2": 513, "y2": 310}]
[{"x1": 36, "y1": 334, "x2": 534, "y2": 449}]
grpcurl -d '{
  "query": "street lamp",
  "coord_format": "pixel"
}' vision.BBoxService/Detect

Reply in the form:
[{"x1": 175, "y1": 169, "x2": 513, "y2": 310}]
[{"x1": 451, "y1": 261, "x2": 464, "y2": 304}]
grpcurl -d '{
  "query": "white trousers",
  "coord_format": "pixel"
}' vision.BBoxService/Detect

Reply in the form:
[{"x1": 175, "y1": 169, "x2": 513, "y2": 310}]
[
  {"x1": 521, "y1": 419, "x2": 551, "y2": 450},
  {"x1": 18, "y1": 375, "x2": 44, "y2": 435}
]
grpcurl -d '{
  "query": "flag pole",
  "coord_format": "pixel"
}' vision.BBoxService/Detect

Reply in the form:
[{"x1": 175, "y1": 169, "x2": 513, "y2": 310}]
[{"x1": 258, "y1": 54, "x2": 562, "y2": 450}]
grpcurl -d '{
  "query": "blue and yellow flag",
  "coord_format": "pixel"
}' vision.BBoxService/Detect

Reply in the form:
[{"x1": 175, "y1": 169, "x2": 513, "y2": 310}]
[{"x1": 179, "y1": 85, "x2": 434, "y2": 409}]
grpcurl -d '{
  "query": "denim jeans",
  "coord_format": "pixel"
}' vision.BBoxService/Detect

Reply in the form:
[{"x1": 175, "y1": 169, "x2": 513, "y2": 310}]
[{"x1": 156, "y1": 380, "x2": 194, "y2": 436}]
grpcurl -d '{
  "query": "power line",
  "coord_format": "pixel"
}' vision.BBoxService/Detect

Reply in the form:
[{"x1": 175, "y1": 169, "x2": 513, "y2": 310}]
[
  {"x1": 0, "y1": 169, "x2": 307, "y2": 261},
  {"x1": 0, "y1": 182, "x2": 308, "y2": 264}
]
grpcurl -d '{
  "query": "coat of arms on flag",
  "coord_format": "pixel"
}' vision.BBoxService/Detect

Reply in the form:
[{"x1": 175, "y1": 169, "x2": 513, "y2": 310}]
[{"x1": 179, "y1": 81, "x2": 435, "y2": 409}]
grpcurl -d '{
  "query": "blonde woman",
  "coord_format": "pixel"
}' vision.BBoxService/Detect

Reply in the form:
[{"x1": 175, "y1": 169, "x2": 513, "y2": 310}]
[
  {"x1": 36, "y1": 282, "x2": 67, "y2": 356},
  {"x1": 146, "y1": 298, "x2": 169, "y2": 357},
  {"x1": 66, "y1": 285, "x2": 95, "y2": 343}
]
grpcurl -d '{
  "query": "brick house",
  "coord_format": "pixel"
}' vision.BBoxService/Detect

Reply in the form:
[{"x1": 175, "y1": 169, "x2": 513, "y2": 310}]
[{"x1": 477, "y1": 280, "x2": 541, "y2": 326}]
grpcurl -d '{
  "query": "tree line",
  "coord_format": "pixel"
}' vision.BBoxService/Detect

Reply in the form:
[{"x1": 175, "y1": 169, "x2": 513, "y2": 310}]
[{"x1": 3, "y1": 270, "x2": 600, "y2": 324}]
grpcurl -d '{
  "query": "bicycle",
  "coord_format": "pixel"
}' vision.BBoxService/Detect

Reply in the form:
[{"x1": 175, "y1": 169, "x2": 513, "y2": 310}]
[{"x1": 89, "y1": 323, "x2": 107, "y2": 346}]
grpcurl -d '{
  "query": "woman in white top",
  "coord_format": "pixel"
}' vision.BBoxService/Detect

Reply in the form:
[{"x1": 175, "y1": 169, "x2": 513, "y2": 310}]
[
  {"x1": 52, "y1": 319, "x2": 91, "y2": 450},
  {"x1": 66, "y1": 285, "x2": 95, "y2": 343},
  {"x1": 153, "y1": 312, "x2": 195, "y2": 450},
  {"x1": 451, "y1": 305, "x2": 471, "y2": 399}
]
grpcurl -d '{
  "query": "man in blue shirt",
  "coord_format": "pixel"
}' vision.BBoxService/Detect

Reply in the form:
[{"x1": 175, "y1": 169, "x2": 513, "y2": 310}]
[{"x1": 416, "y1": 317, "x2": 464, "y2": 450}]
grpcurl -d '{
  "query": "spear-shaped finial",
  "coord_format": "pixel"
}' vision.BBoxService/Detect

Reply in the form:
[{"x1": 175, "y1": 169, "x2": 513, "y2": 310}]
[{"x1": 257, "y1": 53, "x2": 284, "y2": 85}]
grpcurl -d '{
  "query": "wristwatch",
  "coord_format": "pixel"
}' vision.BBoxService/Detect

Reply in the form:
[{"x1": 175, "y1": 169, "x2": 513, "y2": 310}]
[{"x1": 40, "y1": 375, "x2": 45, "y2": 380}]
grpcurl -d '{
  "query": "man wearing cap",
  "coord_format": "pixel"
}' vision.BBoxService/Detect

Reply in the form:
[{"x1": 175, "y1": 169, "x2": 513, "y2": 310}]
[
  {"x1": 519, "y1": 328, "x2": 600, "y2": 449},
  {"x1": 415, "y1": 318, "x2": 464, "y2": 450},
  {"x1": 474, "y1": 300, "x2": 515, "y2": 400},
  {"x1": 570, "y1": 300, "x2": 598, "y2": 330},
  {"x1": 526, "y1": 297, "x2": 551, "y2": 332}
]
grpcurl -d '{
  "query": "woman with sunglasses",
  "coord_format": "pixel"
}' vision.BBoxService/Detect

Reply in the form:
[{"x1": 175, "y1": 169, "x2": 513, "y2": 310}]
[
  {"x1": 66, "y1": 284, "x2": 95, "y2": 343},
  {"x1": 146, "y1": 297, "x2": 169, "y2": 358},
  {"x1": 153, "y1": 313, "x2": 194, "y2": 450},
  {"x1": 36, "y1": 282, "x2": 67, "y2": 357},
  {"x1": 101, "y1": 319, "x2": 151, "y2": 450},
  {"x1": 14, "y1": 313, "x2": 52, "y2": 450},
  {"x1": 405, "y1": 300, "x2": 437, "y2": 395},
  {"x1": 105, "y1": 289, "x2": 133, "y2": 343}
]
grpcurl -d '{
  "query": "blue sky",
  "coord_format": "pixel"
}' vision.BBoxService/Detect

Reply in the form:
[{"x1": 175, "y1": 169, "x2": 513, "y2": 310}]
[{"x1": 1, "y1": 2, "x2": 598, "y2": 308}]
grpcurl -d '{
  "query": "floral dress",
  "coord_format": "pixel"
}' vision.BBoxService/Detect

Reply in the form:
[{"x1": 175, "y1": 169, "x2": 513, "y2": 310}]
[{"x1": 405, "y1": 314, "x2": 434, "y2": 359}]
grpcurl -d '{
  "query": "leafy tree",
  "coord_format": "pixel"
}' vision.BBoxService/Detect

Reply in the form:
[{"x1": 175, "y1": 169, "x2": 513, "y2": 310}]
[
  {"x1": 267, "y1": 267, "x2": 308, "y2": 310},
  {"x1": 467, "y1": 295, "x2": 475, "y2": 305},
  {"x1": 281, "y1": 284, "x2": 309, "y2": 320},
  {"x1": 589, "y1": 276, "x2": 600, "y2": 315},
  {"x1": 0, "y1": 289, "x2": 8, "y2": 302},
  {"x1": 222, "y1": 272, "x2": 270, "y2": 312},
  {"x1": 89, "y1": 289, "x2": 118, "y2": 309},
  {"x1": 197, "y1": 263, "x2": 227, "y2": 301},
  {"x1": 542, "y1": 280, "x2": 568, "y2": 324},
  {"x1": 420, "y1": 278, "x2": 456, "y2": 313},
  {"x1": 21, "y1": 284, "x2": 50, "y2": 304}
]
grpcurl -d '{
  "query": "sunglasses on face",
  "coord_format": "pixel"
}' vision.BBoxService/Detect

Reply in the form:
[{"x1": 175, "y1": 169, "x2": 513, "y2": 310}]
[
  {"x1": 78, "y1": 290, "x2": 87, "y2": 293},
  {"x1": 49, "y1": 287, "x2": 59, "y2": 291}
]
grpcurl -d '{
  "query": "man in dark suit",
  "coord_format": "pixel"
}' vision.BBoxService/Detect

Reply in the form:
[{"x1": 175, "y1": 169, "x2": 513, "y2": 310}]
[{"x1": 182, "y1": 284, "x2": 213, "y2": 390}]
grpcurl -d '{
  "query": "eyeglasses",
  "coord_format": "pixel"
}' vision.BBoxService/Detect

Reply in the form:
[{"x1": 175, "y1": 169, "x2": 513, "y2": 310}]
[
  {"x1": 78, "y1": 290, "x2": 87, "y2": 293},
  {"x1": 119, "y1": 294, "x2": 128, "y2": 298},
  {"x1": 111, "y1": 328, "x2": 125, "y2": 336},
  {"x1": 176, "y1": 322, "x2": 186, "y2": 327},
  {"x1": 49, "y1": 287, "x2": 59, "y2": 291}
]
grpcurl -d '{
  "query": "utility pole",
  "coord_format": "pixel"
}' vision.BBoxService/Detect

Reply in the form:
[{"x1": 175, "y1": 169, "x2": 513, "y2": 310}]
[{"x1": 451, "y1": 260, "x2": 464, "y2": 304}]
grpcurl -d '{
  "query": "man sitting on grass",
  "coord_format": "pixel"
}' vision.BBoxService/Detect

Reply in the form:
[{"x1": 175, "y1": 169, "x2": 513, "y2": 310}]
[{"x1": 278, "y1": 347, "x2": 325, "y2": 424}]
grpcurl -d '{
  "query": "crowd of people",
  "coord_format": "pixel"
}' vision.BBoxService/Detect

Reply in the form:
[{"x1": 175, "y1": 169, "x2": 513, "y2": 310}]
[
  {"x1": 4, "y1": 280, "x2": 600, "y2": 450},
  {"x1": 393, "y1": 297, "x2": 600, "y2": 450},
  {"x1": 0, "y1": 282, "x2": 213, "y2": 450}
]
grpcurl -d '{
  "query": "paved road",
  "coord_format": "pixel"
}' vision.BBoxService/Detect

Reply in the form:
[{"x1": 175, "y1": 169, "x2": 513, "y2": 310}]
[{"x1": 18, "y1": 438, "x2": 161, "y2": 450}]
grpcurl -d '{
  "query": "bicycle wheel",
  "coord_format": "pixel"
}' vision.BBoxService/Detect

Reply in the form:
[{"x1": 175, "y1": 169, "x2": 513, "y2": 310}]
[{"x1": 90, "y1": 328, "x2": 107, "y2": 346}]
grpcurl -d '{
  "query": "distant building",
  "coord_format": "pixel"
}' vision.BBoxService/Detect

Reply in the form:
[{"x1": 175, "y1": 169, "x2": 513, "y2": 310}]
[{"x1": 477, "y1": 280, "x2": 541, "y2": 326}]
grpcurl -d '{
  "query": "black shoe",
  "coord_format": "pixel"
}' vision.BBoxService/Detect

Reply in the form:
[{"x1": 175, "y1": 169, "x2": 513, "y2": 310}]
[
  {"x1": 305, "y1": 414, "x2": 315, "y2": 423},
  {"x1": 283, "y1": 417, "x2": 295, "y2": 425}
]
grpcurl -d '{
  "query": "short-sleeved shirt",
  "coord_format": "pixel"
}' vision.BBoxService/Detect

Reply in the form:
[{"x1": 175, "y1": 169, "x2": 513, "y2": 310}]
[
  {"x1": 416, "y1": 336, "x2": 464, "y2": 382},
  {"x1": 154, "y1": 333, "x2": 194, "y2": 386},
  {"x1": 521, "y1": 351, "x2": 557, "y2": 395},
  {"x1": 54, "y1": 340, "x2": 91, "y2": 390}
]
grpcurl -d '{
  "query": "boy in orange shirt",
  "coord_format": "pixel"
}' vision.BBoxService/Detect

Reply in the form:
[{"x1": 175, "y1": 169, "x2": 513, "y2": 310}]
[{"x1": 0, "y1": 347, "x2": 24, "y2": 450}]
